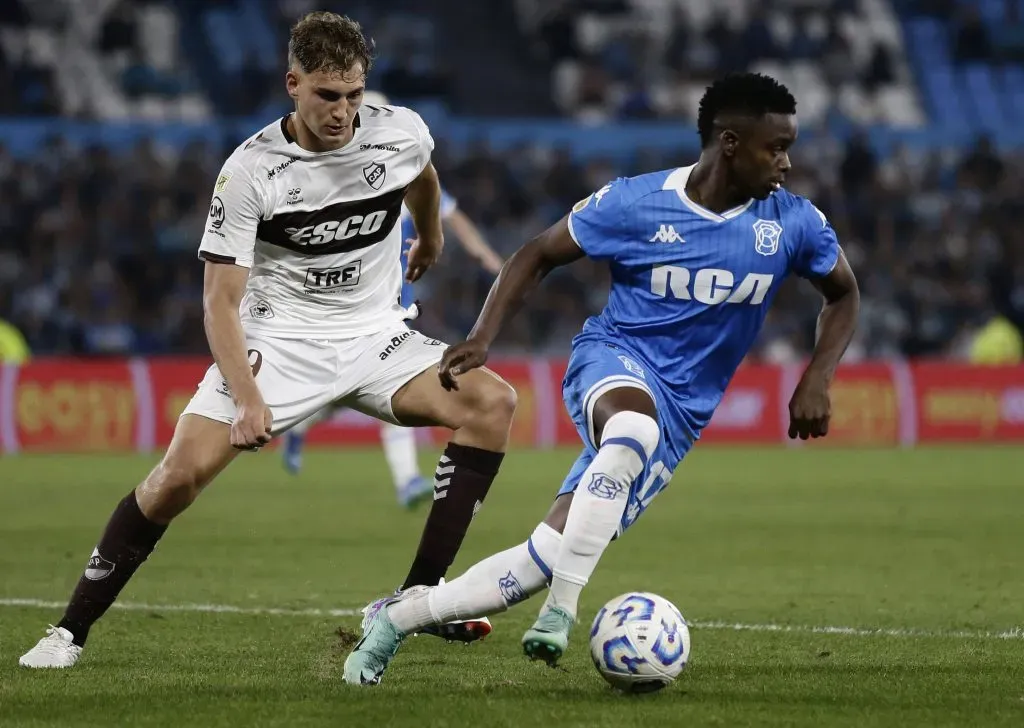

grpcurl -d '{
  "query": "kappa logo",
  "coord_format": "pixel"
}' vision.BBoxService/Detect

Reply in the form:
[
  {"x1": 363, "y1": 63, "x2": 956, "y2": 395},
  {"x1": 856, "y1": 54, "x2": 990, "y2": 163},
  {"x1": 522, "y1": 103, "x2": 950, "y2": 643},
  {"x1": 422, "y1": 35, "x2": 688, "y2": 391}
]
[
  {"x1": 363, "y1": 161, "x2": 386, "y2": 190},
  {"x1": 594, "y1": 182, "x2": 614, "y2": 206},
  {"x1": 497, "y1": 571, "x2": 528, "y2": 605},
  {"x1": 84, "y1": 548, "x2": 115, "y2": 581},
  {"x1": 753, "y1": 219, "x2": 783, "y2": 256},
  {"x1": 649, "y1": 224, "x2": 684, "y2": 243}
]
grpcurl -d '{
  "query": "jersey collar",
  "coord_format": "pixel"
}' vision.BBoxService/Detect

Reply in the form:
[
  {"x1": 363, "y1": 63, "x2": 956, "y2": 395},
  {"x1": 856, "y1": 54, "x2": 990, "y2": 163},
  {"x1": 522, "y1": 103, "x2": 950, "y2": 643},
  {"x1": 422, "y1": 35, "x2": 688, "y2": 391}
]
[
  {"x1": 663, "y1": 165, "x2": 754, "y2": 223},
  {"x1": 278, "y1": 112, "x2": 363, "y2": 151}
]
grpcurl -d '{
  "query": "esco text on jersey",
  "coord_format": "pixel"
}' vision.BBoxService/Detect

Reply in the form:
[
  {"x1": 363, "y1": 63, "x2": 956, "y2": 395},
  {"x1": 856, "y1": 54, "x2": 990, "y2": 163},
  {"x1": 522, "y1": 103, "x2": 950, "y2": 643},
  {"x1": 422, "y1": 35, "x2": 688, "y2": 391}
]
[
  {"x1": 651, "y1": 265, "x2": 774, "y2": 305},
  {"x1": 286, "y1": 211, "x2": 389, "y2": 246}
]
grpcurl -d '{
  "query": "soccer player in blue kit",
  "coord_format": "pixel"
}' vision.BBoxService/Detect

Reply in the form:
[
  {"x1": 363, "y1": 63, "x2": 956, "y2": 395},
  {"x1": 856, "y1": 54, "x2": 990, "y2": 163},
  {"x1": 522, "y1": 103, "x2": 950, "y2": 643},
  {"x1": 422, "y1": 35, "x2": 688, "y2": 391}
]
[{"x1": 344, "y1": 73, "x2": 859, "y2": 685}]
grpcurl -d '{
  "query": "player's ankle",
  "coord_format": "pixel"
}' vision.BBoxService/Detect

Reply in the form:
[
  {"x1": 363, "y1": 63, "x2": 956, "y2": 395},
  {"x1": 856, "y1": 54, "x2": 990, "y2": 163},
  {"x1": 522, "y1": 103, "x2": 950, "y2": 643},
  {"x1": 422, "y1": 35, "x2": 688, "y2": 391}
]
[
  {"x1": 56, "y1": 618, "x2": 88, "y2": 648},
  {"x1": 546, "y1": 574, "x2": 586, "y2": 619}
]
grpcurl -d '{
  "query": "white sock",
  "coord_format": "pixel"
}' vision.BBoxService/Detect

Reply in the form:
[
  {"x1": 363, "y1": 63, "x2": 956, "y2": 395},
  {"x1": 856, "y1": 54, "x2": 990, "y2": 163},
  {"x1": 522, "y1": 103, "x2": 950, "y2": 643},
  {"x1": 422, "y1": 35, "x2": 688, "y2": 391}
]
[
  {"x1": 380, "y1": 421, "x2": 421, "y2": 491},
  {"x1": 388, "y1": 522, "x2": 561, "y2": 634},
  {"x1": 291, "y1": 404, "x2": 334, "y2": 436},
  {"x1": 545, "y1": 411, "x2": 660, "y2": 619}
]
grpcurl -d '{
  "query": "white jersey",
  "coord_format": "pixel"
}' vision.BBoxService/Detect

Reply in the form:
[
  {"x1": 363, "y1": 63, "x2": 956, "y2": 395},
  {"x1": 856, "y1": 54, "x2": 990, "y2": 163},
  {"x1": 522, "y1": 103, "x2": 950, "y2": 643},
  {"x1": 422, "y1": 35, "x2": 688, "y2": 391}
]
[{"x1": 199, "y1": 104, "x2": 434, "y2": 339}]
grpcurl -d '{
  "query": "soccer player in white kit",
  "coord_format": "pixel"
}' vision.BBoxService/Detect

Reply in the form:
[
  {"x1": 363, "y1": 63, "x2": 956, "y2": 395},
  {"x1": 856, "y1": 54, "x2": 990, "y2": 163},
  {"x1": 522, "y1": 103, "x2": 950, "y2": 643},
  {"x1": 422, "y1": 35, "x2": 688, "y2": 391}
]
[
  {"x1": 19, "y1": 12, "x2": 515, "y2": 669},
  {"x1": 281, "y1": 94, "x2": 505, "y2": 509}
]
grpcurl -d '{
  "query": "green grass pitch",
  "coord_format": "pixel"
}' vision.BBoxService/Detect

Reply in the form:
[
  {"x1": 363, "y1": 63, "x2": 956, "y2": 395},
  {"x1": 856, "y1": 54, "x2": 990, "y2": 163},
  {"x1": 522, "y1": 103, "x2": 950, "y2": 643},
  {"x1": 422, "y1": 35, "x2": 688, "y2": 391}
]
[{"x1": 1, "y1": 446, "x2": 1022, "y2": 727}]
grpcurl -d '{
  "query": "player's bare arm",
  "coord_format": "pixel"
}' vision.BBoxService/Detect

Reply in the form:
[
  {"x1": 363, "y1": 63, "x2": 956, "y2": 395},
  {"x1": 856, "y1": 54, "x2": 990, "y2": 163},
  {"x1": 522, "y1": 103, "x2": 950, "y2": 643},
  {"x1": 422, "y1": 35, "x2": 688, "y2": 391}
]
[
  {"x1": 438, "y1": 215, "x2": 584, "y2": 390},
  {"x1": 788, "y1": 249, "x2": 860, "y2": 440},
  {"x1": 202, "y1": 262, "x2": 272, "y2": 449},
  {"x1": 404, "y1": 161, "x2": 443, "y2": 282},
  {"x1": 446, "y1": 208, "x2": 504, "y2": 275}
]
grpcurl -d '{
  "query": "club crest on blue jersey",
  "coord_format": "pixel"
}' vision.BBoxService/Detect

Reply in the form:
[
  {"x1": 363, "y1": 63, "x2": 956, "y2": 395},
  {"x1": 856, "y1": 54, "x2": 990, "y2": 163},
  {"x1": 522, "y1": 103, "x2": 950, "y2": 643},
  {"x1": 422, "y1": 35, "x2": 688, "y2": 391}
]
[
  {"x1": 618, "y1": 355, "x2": 646, "y2": 379},
  {"x1": 752, "y1": 219, "x2": 782, "y2": 256}
]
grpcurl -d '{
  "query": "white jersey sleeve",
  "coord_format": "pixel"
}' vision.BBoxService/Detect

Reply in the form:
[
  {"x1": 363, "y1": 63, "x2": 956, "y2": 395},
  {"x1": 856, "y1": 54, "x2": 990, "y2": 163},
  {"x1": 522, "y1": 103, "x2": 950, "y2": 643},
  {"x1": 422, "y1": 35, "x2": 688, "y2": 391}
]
[
  {"x1": 199, "y1": 154, "x2": 265, "y2": 268},
  {"x1": 405, "y1": 108, "x2": 435, "y2": 170}
]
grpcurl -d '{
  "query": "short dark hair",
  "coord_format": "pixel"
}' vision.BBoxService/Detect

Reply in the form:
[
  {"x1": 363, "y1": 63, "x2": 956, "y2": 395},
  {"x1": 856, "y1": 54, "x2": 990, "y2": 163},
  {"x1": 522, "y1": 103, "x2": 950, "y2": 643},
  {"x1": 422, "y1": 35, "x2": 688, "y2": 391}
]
[
  {"x1": 696, "y1": 73, "x2": 797, "y2": 147},
  {"x1": 288, "y1": 12, "x2": 375, "y2": 76}
]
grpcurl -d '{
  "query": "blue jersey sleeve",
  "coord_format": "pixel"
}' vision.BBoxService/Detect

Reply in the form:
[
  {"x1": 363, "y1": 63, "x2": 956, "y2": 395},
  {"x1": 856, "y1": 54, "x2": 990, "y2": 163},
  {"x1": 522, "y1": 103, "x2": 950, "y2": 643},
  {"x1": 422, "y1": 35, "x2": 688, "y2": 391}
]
[
  {"x1": 567, "y1": 178, "x2": 631, "y2": 261},
  {"x1": 791, "y1": 199, "x2": 840, "y2": 279}
]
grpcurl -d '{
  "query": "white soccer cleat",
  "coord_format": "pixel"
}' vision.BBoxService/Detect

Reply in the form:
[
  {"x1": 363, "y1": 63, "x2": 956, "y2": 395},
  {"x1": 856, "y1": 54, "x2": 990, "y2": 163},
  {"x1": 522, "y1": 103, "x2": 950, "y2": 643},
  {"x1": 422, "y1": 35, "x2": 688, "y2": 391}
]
[{"x1": 19, "y1": 626, "x2": 82, "y2": 668}]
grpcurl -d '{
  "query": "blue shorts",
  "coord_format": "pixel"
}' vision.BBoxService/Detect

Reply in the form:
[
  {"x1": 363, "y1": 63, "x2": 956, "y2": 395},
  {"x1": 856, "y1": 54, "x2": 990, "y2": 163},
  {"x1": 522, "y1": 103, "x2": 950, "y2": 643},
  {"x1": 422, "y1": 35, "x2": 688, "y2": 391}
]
[{"x1": 558, "y1": 336, "x2": 694, "y2": 536}]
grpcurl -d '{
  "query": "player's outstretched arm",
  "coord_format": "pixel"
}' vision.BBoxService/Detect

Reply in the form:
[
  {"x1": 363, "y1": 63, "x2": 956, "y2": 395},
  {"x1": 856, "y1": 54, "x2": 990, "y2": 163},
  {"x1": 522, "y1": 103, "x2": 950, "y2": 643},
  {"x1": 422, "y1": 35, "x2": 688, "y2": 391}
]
[
  {"x1": 404, "y1": 161, "x2": 444, "y2": 282},
  {"x1": 438, "y1": 215, "x2": 584, "y2": 390},
  {"x1": 202, "y1": 262, "x2": 272, "y2": 449},
  {"x1": 788, "y1": 250, "x2": 860, "y2": 440},
  {"x1": 445, "y1": 208, "x2": 504, "y2": 275}
]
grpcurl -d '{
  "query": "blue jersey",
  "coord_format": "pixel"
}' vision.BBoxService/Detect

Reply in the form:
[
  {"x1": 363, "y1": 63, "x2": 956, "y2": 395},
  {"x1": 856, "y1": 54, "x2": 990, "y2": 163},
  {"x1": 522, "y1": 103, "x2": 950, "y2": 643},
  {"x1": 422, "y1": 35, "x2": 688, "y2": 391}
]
[
  {"x1": 398, "y1": 187, "x2": 457, "y2": 307},
  {"x1": 568, "y1": 165, "x2": 840, "y2": 445}
]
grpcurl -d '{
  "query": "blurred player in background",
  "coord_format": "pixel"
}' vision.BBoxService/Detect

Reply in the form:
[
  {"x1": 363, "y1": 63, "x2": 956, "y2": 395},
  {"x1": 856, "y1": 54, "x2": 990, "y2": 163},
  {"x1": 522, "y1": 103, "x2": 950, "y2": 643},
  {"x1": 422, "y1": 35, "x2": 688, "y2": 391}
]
[
  {"x1": 19, "y1": 12, "x2": 513, "y2": 670},
  {"x1": 343, "y1": 72, "x2": 860, "y2": 685},
  {"x1": 282, "y1": 92, "x2": 505, "y2": 510}
]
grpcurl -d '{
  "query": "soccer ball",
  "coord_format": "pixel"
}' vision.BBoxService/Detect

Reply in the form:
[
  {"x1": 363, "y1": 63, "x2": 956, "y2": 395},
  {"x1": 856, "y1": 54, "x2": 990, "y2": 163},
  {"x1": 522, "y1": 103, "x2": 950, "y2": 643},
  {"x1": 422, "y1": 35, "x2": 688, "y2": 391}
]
[{"x1": 589, "y1": 591, "x2": 690, "y2": 693}]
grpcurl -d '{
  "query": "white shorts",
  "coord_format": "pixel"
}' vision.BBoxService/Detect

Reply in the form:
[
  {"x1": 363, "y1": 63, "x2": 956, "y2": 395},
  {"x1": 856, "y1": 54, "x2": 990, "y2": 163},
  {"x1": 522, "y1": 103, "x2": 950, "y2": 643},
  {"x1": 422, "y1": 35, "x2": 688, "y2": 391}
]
[{"x1": 182, "y1": 324, "x2": 447, "y2": 433}]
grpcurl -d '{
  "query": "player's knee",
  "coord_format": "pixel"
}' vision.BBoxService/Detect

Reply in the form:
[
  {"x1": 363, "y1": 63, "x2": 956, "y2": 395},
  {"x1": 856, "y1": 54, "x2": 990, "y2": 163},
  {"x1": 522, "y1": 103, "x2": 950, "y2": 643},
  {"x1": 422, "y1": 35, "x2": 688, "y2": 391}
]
[
  {"x1": 599, "y1": 410, "x2": 660, "y2": 462},
  {"x1": 139, "y1": 457, "x2": 209, "y2": 518},
  {"x1": 474, "y1": 378, "x2": 518, "y2": 429}
]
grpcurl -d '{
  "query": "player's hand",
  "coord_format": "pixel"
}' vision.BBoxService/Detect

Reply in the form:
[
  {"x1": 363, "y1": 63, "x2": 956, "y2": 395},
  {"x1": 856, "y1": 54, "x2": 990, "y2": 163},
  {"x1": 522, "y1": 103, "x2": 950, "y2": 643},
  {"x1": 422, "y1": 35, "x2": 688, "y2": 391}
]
[
  {"x1": 232, "y1": 397, "x2": 273, "y2": 450},
  {"x1": 788, "y1": 372, "x2": 831, "y2": 440},
  {"x1": 405, "y1": 234, "x2": 443, "y2": 283},
  {"x1": 438, "y1": 338, "x2": 489, "y2": 391}
]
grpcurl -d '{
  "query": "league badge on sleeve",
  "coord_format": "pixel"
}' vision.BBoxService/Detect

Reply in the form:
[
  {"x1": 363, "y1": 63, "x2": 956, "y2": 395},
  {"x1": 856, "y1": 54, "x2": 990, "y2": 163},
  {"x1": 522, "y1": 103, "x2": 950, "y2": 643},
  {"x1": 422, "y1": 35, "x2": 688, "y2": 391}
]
[{"x1": 572, "y1": 193, "x2": 594, "y2": 213}]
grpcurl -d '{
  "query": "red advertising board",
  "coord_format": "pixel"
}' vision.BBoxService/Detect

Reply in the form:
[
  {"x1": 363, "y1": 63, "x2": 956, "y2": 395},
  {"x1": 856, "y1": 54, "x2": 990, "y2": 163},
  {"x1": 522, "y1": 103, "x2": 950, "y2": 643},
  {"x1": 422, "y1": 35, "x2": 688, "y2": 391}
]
[
  {"x1": 815, "y1": 362, "x2": 904, "y2": 446},
  {"x1": 147, "y1": 357, "x2": 212, "y2": 449},
  {"x1": 0, "y1": 358, "x2": 1020, "y2": 453},
  {"x1": 701, "y1": 365, "x2": 784, "y2": 443},
  {"x1": 3, "y1": 359, "x2": 138, "y2": 452},
  {"x1": 912, "y1": 363, "x2": 1024, "y2": 442}
]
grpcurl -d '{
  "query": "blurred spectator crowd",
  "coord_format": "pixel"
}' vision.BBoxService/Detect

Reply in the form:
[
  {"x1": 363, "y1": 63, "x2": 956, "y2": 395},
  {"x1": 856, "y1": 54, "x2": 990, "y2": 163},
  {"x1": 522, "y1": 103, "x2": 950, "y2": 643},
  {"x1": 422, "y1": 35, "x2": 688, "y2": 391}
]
[
  {"x1": 0, "y1": 0, "x2": 449, "y2": 121},
  {"x1": 516, "y1": 0, "x2": 925, "y2": 127},
  {"x1": 0, "y1": 0, "x2": 1022, "y2": 363},
  {"x1": 0, "y1": 129, "x2": 1022, "y2": 362}
]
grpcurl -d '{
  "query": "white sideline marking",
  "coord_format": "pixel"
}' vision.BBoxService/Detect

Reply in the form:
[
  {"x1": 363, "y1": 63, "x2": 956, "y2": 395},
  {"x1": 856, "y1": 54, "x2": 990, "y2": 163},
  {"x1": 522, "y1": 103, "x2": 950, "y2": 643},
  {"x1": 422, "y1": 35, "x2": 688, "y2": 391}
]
[
  {"x1": 2, "y1": 598, "x2": 1022, "y2": 640},
  {"x1": 0, "y1": 598, "x2": 361, "y2": 618}
]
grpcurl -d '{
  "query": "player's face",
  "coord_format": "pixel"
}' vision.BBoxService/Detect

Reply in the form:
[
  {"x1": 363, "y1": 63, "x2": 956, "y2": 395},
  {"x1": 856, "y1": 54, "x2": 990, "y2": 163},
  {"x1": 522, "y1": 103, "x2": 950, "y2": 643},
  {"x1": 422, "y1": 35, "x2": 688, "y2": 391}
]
[
  {"x1": 286, "y1": 63, "x2": 366, "y2": 150},
  {"x1": 734, "y1": 114, "x2": 797, "y2": 200}
]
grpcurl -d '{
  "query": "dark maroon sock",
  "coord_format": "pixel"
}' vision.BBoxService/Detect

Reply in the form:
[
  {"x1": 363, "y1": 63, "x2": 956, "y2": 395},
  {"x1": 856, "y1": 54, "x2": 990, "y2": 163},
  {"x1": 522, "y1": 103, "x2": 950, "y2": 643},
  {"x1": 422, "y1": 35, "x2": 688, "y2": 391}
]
[
  {"x1": 57, "y1": 490, "x2": 167, "y2": 646},
  {"x1": 401, "y1": 443, "x2": 504, "y2": 590}
]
